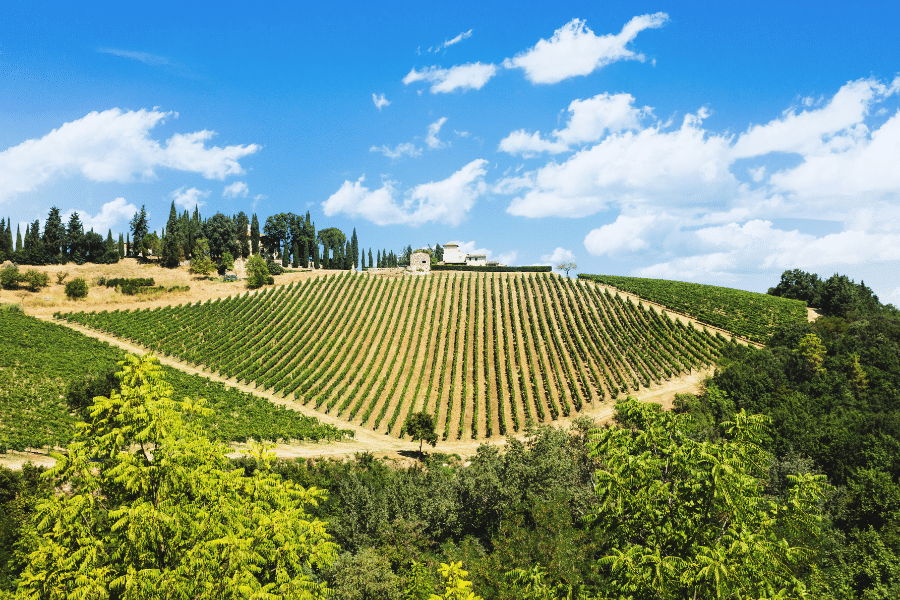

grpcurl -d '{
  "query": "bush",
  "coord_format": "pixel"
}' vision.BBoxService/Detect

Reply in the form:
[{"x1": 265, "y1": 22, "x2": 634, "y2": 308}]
[
  {"x1": 21, "y1": 269, "x2": 49, "y2": 292},
  {"x1": 266, "y1": 259, "x2": 285, "y2": 275},
  {"x1": 0, "y1": 265, "x2": 19, "y2": 289},
  {"x1": 64, "y1": 278, "x2": 88, "y2": 299},
  {"x1": 56, "y1": 272, "x2": 68, "y2": 285},
  {"x1": 246, "y1": 255, "x2": 271, "y2": 289},
  {"x1": 217, "y1": 251, "x2": 235, "y2": 275},
  {"x1": 0, "y1": 303, "x2": 23, "y2": 313}
]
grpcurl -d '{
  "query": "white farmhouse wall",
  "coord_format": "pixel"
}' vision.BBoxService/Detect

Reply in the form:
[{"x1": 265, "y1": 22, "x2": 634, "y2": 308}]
[{"x1": 443, "y1": 243, "x2": 466, "y2": 264}]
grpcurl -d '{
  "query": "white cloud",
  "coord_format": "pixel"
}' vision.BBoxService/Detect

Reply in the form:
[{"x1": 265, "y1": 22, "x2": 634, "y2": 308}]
[
  {"x1": 731, "y1": 78, "x2": 898, "y2": 159},
  {"x1": 636, "y1": 253, "x2": 736, "y2": 281},
  {"x1": 61, "y1": 198, "x2": 137, "y2": 233},
  {"x1": 431, "y1": 29, "x2": 473, "y2": 52},
  {"x1": 584, "y1": 214, "x2": 658, "y2": 256},
  {"x1": 499, "y1": 92, "x2": 650, "y2": 155},
  {"x1": 172, "y1": 186, "x2": 210, "y2": 211},
  {"x1": 541, "y1": 247, "x2": 576, "y2": 267},
  {"x1": 403, "y1": 62, "x2": 497, "y2": 93},
  {"x1": 97, "y1": 47, "x2": 170, "y2": 66},
  {"x1": 372, "y1": 93, "x2": 390, "y2": 110},
  {"x1": 503, "y1": 14, "x2": 668, "y2": 84},
  {"x1": 223, "y1": 181, "x2": 249, "y2": 197},
  {"x1": 370, "y1": 142, "x2": 422, "y2": 159},
  {"x1": 322, "y1": 159, "x2": 489, "y2": 226},
  {"x1": 497, "y1": 250, "x2": 517, "y2": 266},
  {"x1": 426, "y1": 117, "x2": 448, "y2": 149},
  {"x1": 503, "y1": 108, "x2": 733, "y2": 218},
  {"x1": 0, "y1": 108, "x2": 260, "y2": 204}
]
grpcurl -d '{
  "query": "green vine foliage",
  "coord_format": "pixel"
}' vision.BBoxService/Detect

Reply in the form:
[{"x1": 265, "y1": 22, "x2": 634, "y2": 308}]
[
  {"x1": 14, "y1": 354, "x2": 337, "y2": 599},
  {"x1": 588, "y1": 398, "x2": 828, "y2": 599}
]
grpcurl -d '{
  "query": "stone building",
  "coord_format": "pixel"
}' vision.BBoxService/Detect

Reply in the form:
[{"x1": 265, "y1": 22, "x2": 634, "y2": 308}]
[
  {"x1": 409, "y1": 251, "x2": 431, "y2": 272},
  {"x1": 441, "y1": 242, "x2": 504, "y2": 267}
]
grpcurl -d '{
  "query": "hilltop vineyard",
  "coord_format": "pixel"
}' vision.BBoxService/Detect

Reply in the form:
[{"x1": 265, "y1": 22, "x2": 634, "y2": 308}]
[
  {"x1": 578, "y1": 274, "x2": 809, "y2": 343},
  {"x1": 58, "y1": 272, "x2": 730, "y2": 440}
]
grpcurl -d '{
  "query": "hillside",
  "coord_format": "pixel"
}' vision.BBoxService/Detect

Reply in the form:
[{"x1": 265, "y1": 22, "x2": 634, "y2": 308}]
[
  {"x1": 578, "y1": 274, "x2": 808, "y2": 343},
  {"x1": 58, "y1": 272, "x2": 729, "y2": 440}
]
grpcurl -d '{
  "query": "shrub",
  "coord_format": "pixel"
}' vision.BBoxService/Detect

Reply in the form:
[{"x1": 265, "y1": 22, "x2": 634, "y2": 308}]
[
  {"x1": 266, "y1": 259, "x2": 285, "y2": 275},
  {"x1": 218, "y1": 251, "x2": 235, "y2": 275},
  {"x1": 0, "y1": 303, "x2": 23, "y2": 313},
  {"x1": 246, "y1": 255, "x2": 270, "y2": 289},
  {"x1": 65, "y1": 278, "x2": 89, "y2": 299},
  {"x1": 0, "y1": 265, "x2": 18, "y2": 289},
  {"x1": 56, "y1": 272, "x2": 69, "y2": 285},
  {"x1": 21, "y1": 269, "x2": 49, "y2": 292},
  {"x1": 431, "y1": 265, "x2": 552, "y2": 273}
]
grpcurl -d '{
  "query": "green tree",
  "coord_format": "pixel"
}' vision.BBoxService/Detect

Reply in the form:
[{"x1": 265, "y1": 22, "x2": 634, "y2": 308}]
[
  {"x1": 246, "y1": 253, "x2": 273, "y2": 289},
  {"x1": 292, "y1": 240, "x2": 300, "y2": 269},
  {"x1": 13, "y1": 354, "x2": 337, "y2": 598},
  {"x1": 405, "y1": 412, "x2": 438, "y2": 453},
  {"x1": 768, "y1": 269, "x2": 824, "y2": 307},
  {"x1": 202, "y1": 212, "x2": 238, "y2": 261},
  {"x1": 15, "y1": 224, "x2": 22, "y2": 253},
  {"x1": 64, "y1": 277, "x2": 88, "y2": 299},
  {"x1": 588, "y1": 398, "x2": 827, "y2": 599},
  {"x1": 435, "y1": 243, "x2": 443, "y2": 263},
  {"x1": 42, "y1": 206, "x2": 66, "y2": 263},
  {"x1": 351, "y1": 228, "x2": 359, "y2": 269},
  {"x1": 368, "y1": 248, "x2": 373, "y2": 268},
  {"x1": 235, "y1": 211, "x2": 250, "y2": 258},
  {"x1": 117, "y1": 232, "x2": 125, "y2": 259},
  {"x1": 250, "y1": 213, "x2": 260, "y2": 255},
  {"x1": 129, "y1": 205, "x2": 149, "y2": 259},
  {"x1": 795, "y1": 333, "x2": 827, "y2": 376},
  {"x1": 556, "y1": 262, "x2": 576, "y2": 278},
  {"x1": 188, "y1": 238, "x2": 217, "y2": 278},
  {"x1": 317, "y1": 227, "x2": 347, "y2": 255},
  {"x1": 161, "y1": 201, "x2": 181, "y2": 268}
]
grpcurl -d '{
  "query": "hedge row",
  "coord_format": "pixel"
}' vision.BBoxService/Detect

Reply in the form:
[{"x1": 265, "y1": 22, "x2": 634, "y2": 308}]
[
  {"x1": 99, "y1": 277, "x2": 155, "y2": 288},
  {"x1": 432, "y1": 265, "x2": 552, "y2": 273}
]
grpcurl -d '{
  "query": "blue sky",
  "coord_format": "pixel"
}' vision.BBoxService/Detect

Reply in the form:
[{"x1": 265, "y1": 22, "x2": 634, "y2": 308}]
[{"x1": 2, "y1": 1, "x2": 899, "y2": 301}]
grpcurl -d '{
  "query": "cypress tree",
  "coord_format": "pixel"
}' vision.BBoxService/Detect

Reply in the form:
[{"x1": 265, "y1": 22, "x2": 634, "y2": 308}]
[
  {"x1": 250, "y1": 214, "x2": 260, "y2": 255},
  {"x1": 322, "y1": 241, "x2": 330, "y2": 269},
  {"x1": 105, "y1": 229, "x2": 118, "y2": 264},
  {"x1": 118, "y1": 233, "x2": 125, "y2": 258},
  {"x1": 235, "y1": 212, "x2": 250, "y2": 258},
  {"x1": 4, "y1": 219, "x2": 12, "y2": 257},
  {"x1": 350, "y1": 228, "x2": 359, "y2": 269},
  {"x1": 162, "y1": 201, "x2": 180, "y2": 268},
  {"x1": 368, "y1": 248, "x2": 373, "y2": 268},
  {"x1": 126, "y1": 232, "x2": 131, "y2": 257},
  {"x1": 313, "y1": 241, "x2": 320, "y2": 268},
  {"x1": 292, "y1": 240, "x2": 299, "y2": 268},
  {"x1": 16, "y1": 225, "x2": 22, "y2": 253},
  {"x1": 43, "y1": 206, "x2": 66, "y2": 262},
  {"x1": 343, "y1": 241, "x2": 352, "y2": 269},
  {"x1": 281, "y1": 239, "x2": 289, "y2": 267},
  {"x1": 376, "y1": 249, "x2": 381, "y2": 268},
  {"x1": 0, "y1": 218, "x2": 7, "y2": 259}
]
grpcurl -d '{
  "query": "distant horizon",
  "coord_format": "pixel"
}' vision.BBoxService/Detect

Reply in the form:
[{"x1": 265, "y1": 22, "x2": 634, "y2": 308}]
[{"x1": 1, "y1": 1, "x2": 898, "y2": 301}]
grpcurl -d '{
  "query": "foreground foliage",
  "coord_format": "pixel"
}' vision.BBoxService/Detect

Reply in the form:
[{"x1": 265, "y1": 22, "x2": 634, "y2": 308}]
[{"x1": 13, "y1": 354, "x2": 338, "y2": 599}]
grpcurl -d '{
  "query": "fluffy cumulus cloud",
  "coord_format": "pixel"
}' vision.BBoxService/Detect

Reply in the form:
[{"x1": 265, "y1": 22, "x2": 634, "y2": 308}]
[
  {"x1": 499, "y1": 92, "x2": 651, "y2": 156},
  {"x1": 403, "y1": 62, "x2": 497, "y2": 93},
  {"x1": 0, "y1": 108, "x2": 260, "y2": 204},
  {"x1": 62, "y1": 197, "x2": 137, "y2": 233},
  {"x1": 503, "y1": 14, "x2": 668, "y2": 84},
  {"x1": 223, "y1": 181, "x2": 249, "y2": 197},
  {"x1": 322, "y1": 159, "x2": 489, "y2": 226},
  {"x1": 503, "y1": 108, "x2": 733, "y2": 218},
  {"x1": 172, "y1": 186, "x2": 210, "y2": 210},
  {"x1": 372, "y1": 93, "x2": 390, "y2": 110},
  {"x1": 583, "y1": 214, "x2": 658, "y2": 256}
]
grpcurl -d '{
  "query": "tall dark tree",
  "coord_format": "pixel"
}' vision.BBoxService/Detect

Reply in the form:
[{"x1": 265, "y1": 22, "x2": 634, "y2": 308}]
[
  {"x1": 202, "y1": 213, "x2": 238, "y2": 261},
  {"x1": 65, "y1": 212, "x2": 86, "y2": 263},
  {"x1": 322, "y1": 240, "x2": 330, "y2": 269},
  {"x1": 83, "y1": 229, "x2": 105, "y2": 263},
  {"x1": 0, "y1": 218, "x2": 8, "y2": 260},
  {"x1": 376, "y1": 249, "x2": 381, "y2": 268},
  {"x1": 129, "y1": 205, "x2": 149, "y2": 259},
  {"x1": 316, "y1": 228, "x2": 346, "y2": 255},
  {"x1": 350, "y1": 228, "x2": 359, "y2": 269},
  {"x1": 103, "y1": 229, "x2": 119, "y2": 264},
  {"x1": 312, "y1": 241, "x2": 320, "y2": 268},
  {"x1": 3, "y1": 219, "x2": 12, "y2": 258},
  {"x1": 235, "y1": 211, "x2": 250, "y2": 258},
  {"x1": 118, "y1": 233, "x2": 125, "y2": 259},
  {"x1": 125, "y1": 232, "x2": 131, "y2": 258},
  {"x1": 250, "y1": 213, "x2": 260, "y2": 255},
  {"x1": 435, "y1": 243, "x2": 444, "y2": 262},
  {"x1": 368, "y1": 248, "x2": 373, "y2": 269},
  {"x1": 263, "y1": 213, "x2": 293, "y2": 261},
  {"x1": 344, "y1": 241, "x2": 352, "y2": 269},
  {"x1": 161, "y1": 201, "x2": 181, "y2": 268},
  {"x1": 15, "y1": 224, "x2": 22, "y2": 252},
  {"x1": 292, "y1": 240, "x2": 299, "y2": 269},
  {"x1": 281, "y1": 238, "x2": 290, "y2": 267},
  {"x1": 43, "y1": 206, "x2": 66, "y2": 263}
]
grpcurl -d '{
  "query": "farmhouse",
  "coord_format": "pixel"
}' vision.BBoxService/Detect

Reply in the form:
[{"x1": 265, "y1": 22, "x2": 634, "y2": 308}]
[
  {"x1": 442, "y1": 243, "x2": 504, "y2": 267},
  {"x1": 409, "y1": 251, "x2": 431, "y2": 272}
]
